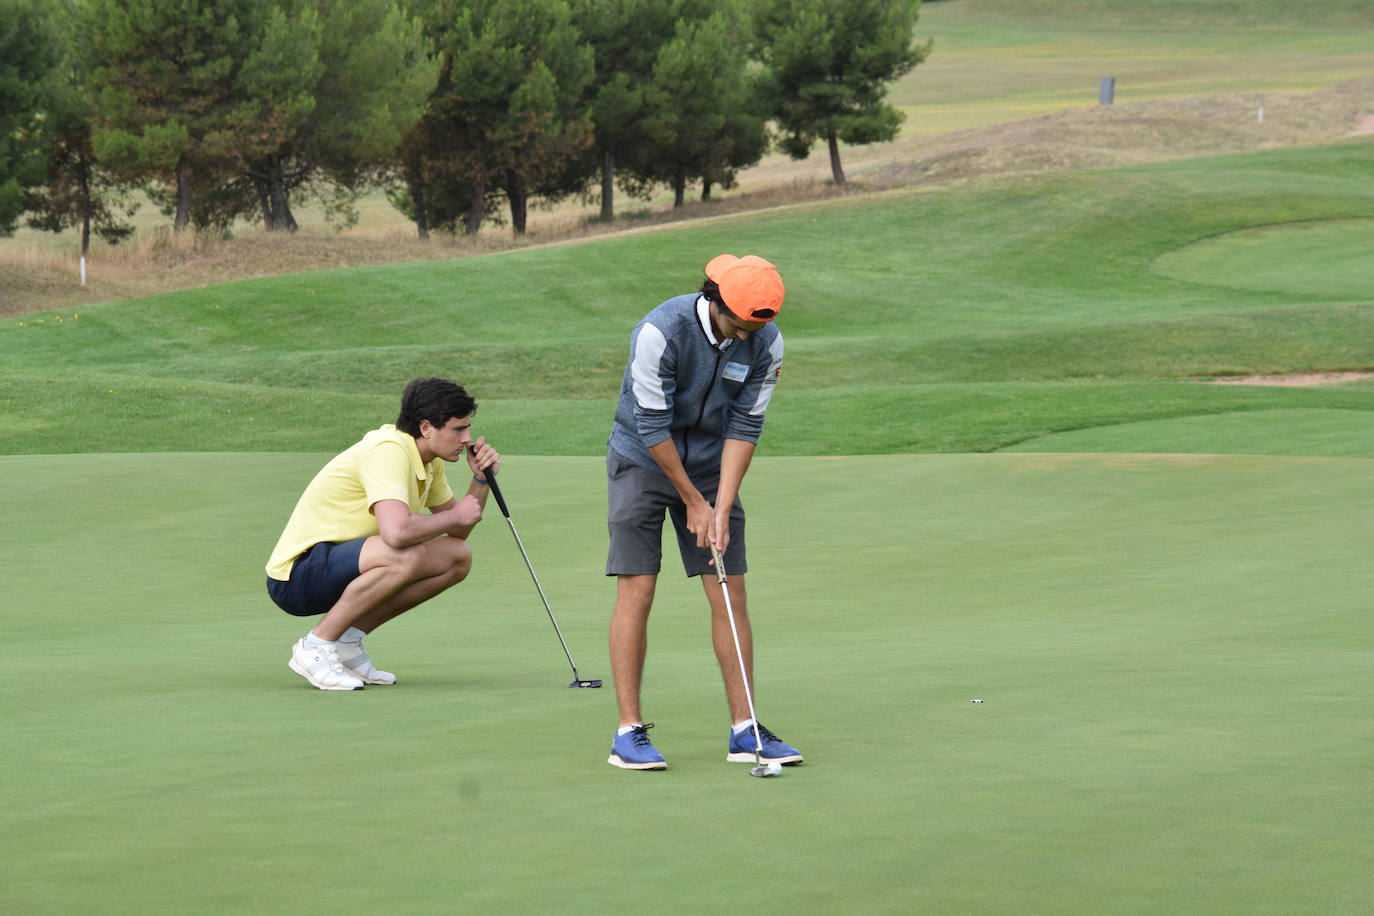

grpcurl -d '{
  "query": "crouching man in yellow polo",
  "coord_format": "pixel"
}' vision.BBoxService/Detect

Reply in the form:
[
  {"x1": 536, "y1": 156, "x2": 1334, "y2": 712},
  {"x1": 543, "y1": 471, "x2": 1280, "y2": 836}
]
[{"x1": 265, "y1": 377, "x2": 499, "y2": 690}]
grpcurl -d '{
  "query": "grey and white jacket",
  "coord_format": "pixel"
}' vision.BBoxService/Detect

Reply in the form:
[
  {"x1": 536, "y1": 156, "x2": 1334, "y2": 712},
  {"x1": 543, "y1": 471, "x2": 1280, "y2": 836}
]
[{"x1": 609, "y1": 293, "x2": 784, "y2": 477}]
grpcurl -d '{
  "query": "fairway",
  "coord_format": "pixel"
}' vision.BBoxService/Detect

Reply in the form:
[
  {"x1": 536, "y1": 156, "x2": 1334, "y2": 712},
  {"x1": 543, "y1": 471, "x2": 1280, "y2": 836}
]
[{"x1": 3, "y1": 451, "x2": 1371, "y2": 913}]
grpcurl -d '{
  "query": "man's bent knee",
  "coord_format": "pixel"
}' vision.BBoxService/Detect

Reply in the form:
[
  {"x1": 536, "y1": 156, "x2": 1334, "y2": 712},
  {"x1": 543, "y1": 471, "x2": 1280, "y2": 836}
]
[
  {"x1": 443, "y1": 538, "x2": 472, "y2": 583},
  {"x1": 418, "y1": 536, "x2": 471, "y2": 588}
]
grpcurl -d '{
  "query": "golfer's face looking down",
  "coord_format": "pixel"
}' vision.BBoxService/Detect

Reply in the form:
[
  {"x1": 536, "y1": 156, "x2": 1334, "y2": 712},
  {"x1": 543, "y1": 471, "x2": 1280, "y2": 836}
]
[{"x1": 713, "y1": 302, "x2": 769, "y2": 340}]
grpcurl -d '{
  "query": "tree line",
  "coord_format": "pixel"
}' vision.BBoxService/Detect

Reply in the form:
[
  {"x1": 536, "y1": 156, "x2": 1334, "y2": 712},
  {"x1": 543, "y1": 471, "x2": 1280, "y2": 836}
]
[{"x1": 1, "y1": 0, "x2": 928, "y2": 249}]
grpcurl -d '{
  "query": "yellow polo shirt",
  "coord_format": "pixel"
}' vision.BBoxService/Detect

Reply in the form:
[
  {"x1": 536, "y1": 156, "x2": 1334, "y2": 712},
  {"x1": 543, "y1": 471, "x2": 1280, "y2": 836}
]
[{"x1": 266, "y1": 425, "x2": 455, "y2": 580}]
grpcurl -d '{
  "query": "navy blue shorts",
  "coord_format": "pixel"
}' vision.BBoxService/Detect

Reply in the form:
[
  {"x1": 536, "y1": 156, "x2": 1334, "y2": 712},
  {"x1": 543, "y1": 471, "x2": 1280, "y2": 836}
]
[{"x1": 266, "y1": 537, "x2": 368, "y2": 617}]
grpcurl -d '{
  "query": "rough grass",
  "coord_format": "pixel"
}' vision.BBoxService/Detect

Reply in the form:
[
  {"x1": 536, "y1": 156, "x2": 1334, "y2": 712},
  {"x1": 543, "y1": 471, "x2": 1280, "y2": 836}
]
[{"x1": 864, "y1": 77, "x2": 1374, "y2": 187}]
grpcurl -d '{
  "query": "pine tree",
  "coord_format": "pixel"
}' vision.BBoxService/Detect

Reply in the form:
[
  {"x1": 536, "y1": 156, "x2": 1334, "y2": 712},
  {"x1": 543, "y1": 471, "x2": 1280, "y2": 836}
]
[
  {"x1": 759, "y1": 0, "x2": 929, "y2": 185},
  {"x1": 86, "y1": 0, "x2": 252, "y2": 230},
  {"x1": 22, "y1": 5, "x2": 137, "y2": 254},
  {"x1": 233, "y1": 0, "x2": 436, "y2": 231},
  {"x1": 570, "y1": 0, "x2": 683, "y2": 220},
  {"x1": 414, "y1": 0, "x2": 592, "y2": 236},
  {"x1": 0, "y1": 0, "x2": 64, "y2": 234},
  {"x1": 641, "y1": 3, "x2": 767, "y2": 207}
]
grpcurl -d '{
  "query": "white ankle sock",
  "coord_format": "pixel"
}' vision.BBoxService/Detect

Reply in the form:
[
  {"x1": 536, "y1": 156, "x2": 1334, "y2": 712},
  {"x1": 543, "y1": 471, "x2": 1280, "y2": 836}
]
[
  {"x1": 303, "y1": 633, "x2": 336, "y2": 648},
  {"x1": 732, "y1": 719, "x2": 755, "y2": 735},
  {"x1": 341, "y1": 627, "x2": 367, "y2": 643},
  {"x1": 617, "y1": 724, "x2": 643, "y2": 736}
]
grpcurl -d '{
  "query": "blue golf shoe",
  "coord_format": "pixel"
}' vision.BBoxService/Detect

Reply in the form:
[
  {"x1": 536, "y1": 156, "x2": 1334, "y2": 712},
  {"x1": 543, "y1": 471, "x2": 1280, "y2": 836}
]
[
  {"x1": 726, "y1": 722, "x2": 804, "y2": 765},
  {"x1": 608, "y1": 723, "x2": 668, "y2": 770}
]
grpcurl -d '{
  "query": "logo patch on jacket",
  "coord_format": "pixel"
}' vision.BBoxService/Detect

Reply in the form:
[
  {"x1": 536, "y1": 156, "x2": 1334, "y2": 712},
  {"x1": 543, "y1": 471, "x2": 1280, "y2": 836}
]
[{"x1": 722, "y1": 362, "x2": 749, "y2": 382}]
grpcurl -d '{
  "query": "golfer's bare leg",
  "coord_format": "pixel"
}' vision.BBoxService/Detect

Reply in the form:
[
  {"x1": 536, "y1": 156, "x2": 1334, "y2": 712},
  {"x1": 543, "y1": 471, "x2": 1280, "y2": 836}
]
[
  {"x1": 702, "y1": 573, "x2": 753, "y2": 724},
  {"x1": 351, "y1": 536, "x2": 472, "y2": 633},
  {"x1": 610, "y1": 574, "x2": 657, "y2": 726},
  {"x1": 313, "y1": 535, "x2": 471, "y2": 640}
]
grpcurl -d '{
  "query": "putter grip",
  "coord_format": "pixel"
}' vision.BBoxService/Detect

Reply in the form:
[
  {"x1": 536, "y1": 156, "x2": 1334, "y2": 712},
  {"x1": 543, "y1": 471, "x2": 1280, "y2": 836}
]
[
  {"x1": 710, "y1": 543, "x2": 728, "y2": 584},
  {"x1": 481, "y1": 466, "x2": 511, "y2": 518}
]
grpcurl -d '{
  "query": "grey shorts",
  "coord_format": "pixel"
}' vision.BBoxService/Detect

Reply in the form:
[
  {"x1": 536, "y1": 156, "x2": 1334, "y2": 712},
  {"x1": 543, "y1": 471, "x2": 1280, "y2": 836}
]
[{"x1": 606, "y1": 449, "x2": 746, "y2": 578}]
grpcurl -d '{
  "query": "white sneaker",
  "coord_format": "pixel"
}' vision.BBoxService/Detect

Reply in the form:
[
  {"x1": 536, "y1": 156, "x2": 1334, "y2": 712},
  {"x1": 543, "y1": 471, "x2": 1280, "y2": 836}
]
[
  {"x1": 336, "y1": 636, "x2": 397, "y2": 685},
  {"x1": 289, "y1": 639, "x2": 365, "y2": 691}
]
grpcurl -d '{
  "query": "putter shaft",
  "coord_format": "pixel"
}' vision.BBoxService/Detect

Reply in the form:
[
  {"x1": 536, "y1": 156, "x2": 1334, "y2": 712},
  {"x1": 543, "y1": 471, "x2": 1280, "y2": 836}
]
[
  {"x1": 482, "y1": 463, "x2": 601, "y2": 688},
  {"x1": 711, "y1": 543, "x2": 769, "y2": 769}
]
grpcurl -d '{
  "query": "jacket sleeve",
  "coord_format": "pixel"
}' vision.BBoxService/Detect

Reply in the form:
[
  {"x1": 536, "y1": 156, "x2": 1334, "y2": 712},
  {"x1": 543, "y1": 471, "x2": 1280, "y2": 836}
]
[
  {"x1": 629, "y1": 321, "x2": 675, "y2": 448},
  {"x1": 725, "y1": 332, "x2": 784, "y2": 442}
]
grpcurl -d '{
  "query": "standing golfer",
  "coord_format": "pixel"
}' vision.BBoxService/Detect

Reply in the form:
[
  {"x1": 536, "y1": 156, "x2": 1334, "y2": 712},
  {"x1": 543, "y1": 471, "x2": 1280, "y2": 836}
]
[
  {"x1": 605, "y1": 254, "x2": 804, "y2": 770},
  {"x1": 266, "y1": 377, "x2": 499, "y2": 690}
]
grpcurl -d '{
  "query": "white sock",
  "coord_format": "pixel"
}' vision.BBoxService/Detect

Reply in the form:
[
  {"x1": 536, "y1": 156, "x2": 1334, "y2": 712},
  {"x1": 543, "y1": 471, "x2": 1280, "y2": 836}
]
[
  {"x1": 732, "y1": 718, "x2": 755, "y2": 735},
  {"x1": 303, "y1": 632, "x2": 336, "y2": 648},
  {"x1": 341, "y1": 627, "x2": 367, "y2": 643},
  {"x1": 617, "y1": 724, "x2": 643, "y2": 736}
]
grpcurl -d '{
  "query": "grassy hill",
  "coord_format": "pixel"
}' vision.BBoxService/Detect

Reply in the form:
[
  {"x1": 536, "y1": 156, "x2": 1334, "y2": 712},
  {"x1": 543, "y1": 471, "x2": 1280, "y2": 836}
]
[{"x1": 2, "y1": 138, "x2": 1371, "y2": 457}]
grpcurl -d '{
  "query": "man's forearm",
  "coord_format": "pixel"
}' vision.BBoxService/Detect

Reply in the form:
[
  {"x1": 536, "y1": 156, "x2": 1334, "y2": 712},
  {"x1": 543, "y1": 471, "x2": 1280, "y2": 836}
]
[
  {"x1": 375, "y1": 498, "x2": 480, "y2": 548},
  {"x1": 716, "y1": 438, "x2": 756, "y2": 512},
  {"x1": 646, "y1": 439, "x2": 707, "y2": 508}
]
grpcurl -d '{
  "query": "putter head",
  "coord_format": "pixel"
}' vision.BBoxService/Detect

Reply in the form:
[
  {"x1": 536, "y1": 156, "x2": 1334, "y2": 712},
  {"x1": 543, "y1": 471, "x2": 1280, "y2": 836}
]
[
  {"x1": 750, "y1": 762, "x2": 783, "y2": 778},
  {"x1": 570, "y1": 679, "x2": 603, "y2": 688}
]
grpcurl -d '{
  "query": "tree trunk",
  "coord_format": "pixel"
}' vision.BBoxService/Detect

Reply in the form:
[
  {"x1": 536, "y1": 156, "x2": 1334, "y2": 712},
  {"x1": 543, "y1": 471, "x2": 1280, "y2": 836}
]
[
  {"x1": 672, "y1": 169, "x2": 685, "y2": 208},
  {"x1": 464, "y1": 168, "x2": 486, "y2": 235},
  {"x1": 828, "y1": 131, "x2": 846, "y2": 186},
  {"x1": 268, "y1": 172, "x2": 297, "y2": 232},
  {"x1": 409, "y1": 173, "x2": 429, "y2": 240},
  {"x1": 174, "y1": 153, "x2": 192, "y2": 231},
  {"x1": 78, "y1": 156, "x2": 92, "y2": 258},
  {"x1": 701, "y1": 174, "x2": 712, "y2": 201},
  {"x1": 506, "y1": 169, "x2": 527, "y2": 236},
  {"x1": 261, "y1": 159, "x2": 297, "y2": 232},
  {"x1": 599, "y1": 148, "x2": 614, "y2": 220}
]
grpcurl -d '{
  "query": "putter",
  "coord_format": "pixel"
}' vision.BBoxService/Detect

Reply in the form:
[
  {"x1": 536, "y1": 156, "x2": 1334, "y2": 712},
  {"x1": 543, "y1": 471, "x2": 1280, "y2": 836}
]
[
  {"x1": 479, "y1": 459, "x2": 602, "y2": 688},
  {"x1": 710, "y1": 543, "x2": 781, "y2": 778}
]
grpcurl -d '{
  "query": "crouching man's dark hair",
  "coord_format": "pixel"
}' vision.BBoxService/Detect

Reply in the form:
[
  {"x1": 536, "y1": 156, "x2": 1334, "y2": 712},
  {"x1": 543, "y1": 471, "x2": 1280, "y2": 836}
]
[{"x1": 396, "y1": 377, "x2": 477, "y2": 436}]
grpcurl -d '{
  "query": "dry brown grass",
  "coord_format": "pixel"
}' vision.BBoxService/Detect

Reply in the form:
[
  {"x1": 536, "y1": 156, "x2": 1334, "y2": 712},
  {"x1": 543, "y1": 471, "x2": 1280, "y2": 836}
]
[
  {"x1": 3, "y1": 78, "x2": 1370, "y2": 317},
  {"x1": 853, "y1": 76, "x2": 1374, "y2": 188}
]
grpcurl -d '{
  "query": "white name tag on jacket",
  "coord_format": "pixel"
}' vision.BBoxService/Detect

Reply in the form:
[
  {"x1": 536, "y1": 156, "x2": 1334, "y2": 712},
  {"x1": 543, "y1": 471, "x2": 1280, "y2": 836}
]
[{"x1": 722, "y1": 362, "x2": 749, "y2": 382}]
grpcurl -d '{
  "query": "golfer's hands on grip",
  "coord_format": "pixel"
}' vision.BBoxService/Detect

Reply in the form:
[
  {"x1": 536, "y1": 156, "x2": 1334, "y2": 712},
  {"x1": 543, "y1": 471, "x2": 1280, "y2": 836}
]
[
  {"x1": 467, "y1": 436, "x2": 500, "y2": 480},
  {"x1": 442, "y1": 437, "x2": 498, "y2": 533},
  {"x1": 689, "y1": 500, "x2": 731, "y2": 557}
]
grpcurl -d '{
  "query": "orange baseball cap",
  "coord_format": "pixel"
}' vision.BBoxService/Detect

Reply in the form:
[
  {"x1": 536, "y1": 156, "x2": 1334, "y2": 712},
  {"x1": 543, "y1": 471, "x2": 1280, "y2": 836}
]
[{"x1": 704, "y1": 254, "x2": 784, "y2": 322}]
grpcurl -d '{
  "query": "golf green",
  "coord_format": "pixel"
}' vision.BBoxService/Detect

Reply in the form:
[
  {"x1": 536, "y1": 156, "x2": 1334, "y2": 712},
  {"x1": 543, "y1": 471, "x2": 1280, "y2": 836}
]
[{"x1": 4, "y1": 451, "x2": 1369, "y2": 913}]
